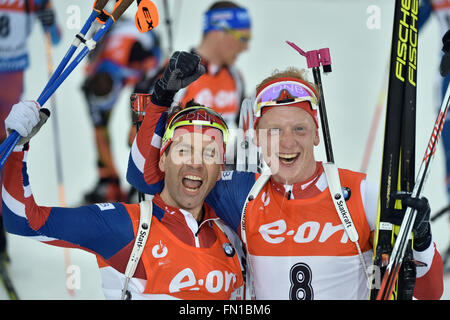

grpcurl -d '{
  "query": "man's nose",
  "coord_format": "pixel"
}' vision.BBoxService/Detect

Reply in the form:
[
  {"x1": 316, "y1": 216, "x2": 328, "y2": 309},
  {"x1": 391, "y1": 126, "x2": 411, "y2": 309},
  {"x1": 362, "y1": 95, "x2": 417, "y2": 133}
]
[
  {"x1": 279, "y1": 129, "x2": 297, "y2": 149},
  {"x1": 188, "y1": 149, "x2": 204, "y2": 167}
]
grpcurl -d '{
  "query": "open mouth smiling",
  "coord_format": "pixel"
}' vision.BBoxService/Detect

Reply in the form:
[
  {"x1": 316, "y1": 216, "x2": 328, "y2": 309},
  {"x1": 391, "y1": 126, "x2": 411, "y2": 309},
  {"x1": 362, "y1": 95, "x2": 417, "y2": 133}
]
[
  {"x1": 182, "y1": 175, "x2": 204, "y2": 192},
  {"x1": 278, "y1": 153, "x2": 300, "y2": 165}
]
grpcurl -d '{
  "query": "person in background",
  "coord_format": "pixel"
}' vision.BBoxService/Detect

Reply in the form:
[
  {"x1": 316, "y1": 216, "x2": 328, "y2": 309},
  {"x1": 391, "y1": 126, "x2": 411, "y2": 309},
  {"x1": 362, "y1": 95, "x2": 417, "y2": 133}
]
[
  {"x1": 135, "y1": 1, "x2": 251, "y2": 169},
  {"x1": 81, "y1": 18, "x2": 162, "y2": 204},
  {"x1": 0, "y1": 0, "x2": 60, "y2": 265}
]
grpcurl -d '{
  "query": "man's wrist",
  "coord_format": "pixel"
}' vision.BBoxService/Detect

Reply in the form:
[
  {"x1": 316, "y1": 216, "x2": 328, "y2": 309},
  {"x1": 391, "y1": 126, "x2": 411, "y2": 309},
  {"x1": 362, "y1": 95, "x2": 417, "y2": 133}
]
[
  {"x1": 413, "y1": 223, "x2": 432, "y2": 252},
  {"x1": 150, "y1": 81, "x2": 176, "y2": 107}
]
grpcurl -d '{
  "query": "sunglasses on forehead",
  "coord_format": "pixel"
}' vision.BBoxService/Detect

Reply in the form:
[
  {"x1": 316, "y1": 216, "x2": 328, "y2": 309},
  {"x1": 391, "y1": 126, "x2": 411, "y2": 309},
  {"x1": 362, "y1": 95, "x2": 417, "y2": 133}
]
[
  {"x1": 163, "y1": 106, "x2": 229, "y2": 147},
  {"x1": 254, "y1": 81, "x2": 319, "y2": 117}
]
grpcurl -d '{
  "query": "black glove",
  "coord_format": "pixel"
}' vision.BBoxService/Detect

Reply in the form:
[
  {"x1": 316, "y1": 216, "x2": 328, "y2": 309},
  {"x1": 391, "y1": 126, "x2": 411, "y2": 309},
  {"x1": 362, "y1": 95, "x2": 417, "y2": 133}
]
[
  {"x1": 151, "y1": 51, "x2": 205, "y2": 107},
  {"x1": 389, "y1": 191, "x2": 432, "y2": 251},
  {"x1": 36, "y1": 7, "x2": 55, "y2": 28},
  {"x1": 440, "y1": 29, "x2": 450, "y2": 77}
]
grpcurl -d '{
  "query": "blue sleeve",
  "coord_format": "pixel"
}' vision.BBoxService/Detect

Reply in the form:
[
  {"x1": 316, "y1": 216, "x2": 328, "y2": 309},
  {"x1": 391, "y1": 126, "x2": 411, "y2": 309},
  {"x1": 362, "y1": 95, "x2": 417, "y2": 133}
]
[
  {"x1": 2, "y1": 150, "x2": 136, "y2": 260},
  {"x1": 126, "y1": 155, "x2": 164, "y2": 194},
  {"x1": 37, "y1": 203, "x2": 135, "y2": 259},
  {"x1": 2, "y1": 200, "x2": 135, "y2": 260},
  {"x1": 419, "y1": 0, "x2": 433, "y2": 31},
  {"x1": 206, "y1": 171, "x2": 256, "y2": 232}
]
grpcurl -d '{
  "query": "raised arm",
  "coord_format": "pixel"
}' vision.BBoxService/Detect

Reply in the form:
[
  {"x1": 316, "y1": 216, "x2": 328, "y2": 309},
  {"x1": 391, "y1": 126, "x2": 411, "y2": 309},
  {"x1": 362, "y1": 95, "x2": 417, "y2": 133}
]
[
  {"x1": 127, "y1": 51, "x2": 205, "y2": 193},
  {"x1": 2, "y1": 101, "x2": 135, "y2": 260}
]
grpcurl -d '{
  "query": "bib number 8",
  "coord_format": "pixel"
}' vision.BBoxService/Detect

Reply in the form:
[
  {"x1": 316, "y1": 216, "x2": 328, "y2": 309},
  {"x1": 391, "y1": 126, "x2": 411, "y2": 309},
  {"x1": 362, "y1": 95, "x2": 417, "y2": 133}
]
[
  {"x1": 0, "y1": 15, "x2": 10, "y2": 37},
  {"x1": 289, "y1": 262, "x2": 313, "y2": 300}
]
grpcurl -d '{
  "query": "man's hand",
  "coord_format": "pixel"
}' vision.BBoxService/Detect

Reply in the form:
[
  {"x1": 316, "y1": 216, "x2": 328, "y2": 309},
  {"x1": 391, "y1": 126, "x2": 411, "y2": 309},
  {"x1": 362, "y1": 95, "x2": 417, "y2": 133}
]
[
  {"x1": 390, "y1": 191, "x2": 432, "y2": 251},
  {"x1": 152, "y1": 51, "x2": 206, "y2": 106},
  {"x1": 440, "y1": 29, "x2": 450, "y2": 77},
  {"x1": 36, "y1": 7, "x2": 56, "y2": 28},
  {"x1": 5, "y1": 101, "x2": 50, "y2": 146}
]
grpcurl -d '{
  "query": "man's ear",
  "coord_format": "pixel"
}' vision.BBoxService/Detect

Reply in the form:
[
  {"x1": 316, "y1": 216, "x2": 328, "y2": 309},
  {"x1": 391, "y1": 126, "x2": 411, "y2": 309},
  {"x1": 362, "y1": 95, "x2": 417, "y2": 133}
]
[
  {"x1": 314, "y1": 128, "x2": 320, "y2": 146},
  {"x1": 159, "y1": 152, "x2": 166, "y2": 173},
  {"x1": 217, "y1": 168, "x2": 222, "y2": 182}
]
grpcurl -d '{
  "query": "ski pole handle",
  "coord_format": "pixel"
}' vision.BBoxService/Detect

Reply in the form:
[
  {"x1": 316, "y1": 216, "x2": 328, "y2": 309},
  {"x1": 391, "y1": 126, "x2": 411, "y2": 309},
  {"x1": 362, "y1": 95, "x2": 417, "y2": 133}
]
[
  {"x1": 93, "y1": 0, "x2": 109, "y2": 12},
  {"x1": 111, "y1": 0, "x2": 135, "y2": 21},
  {"x1": 286, "y1": 41, "x2": 332, "y2": 73}
]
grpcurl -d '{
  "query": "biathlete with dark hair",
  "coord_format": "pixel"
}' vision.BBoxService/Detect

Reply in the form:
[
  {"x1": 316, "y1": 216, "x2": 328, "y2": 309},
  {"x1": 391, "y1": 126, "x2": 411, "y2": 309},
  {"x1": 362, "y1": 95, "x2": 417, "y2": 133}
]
[{"x1": 1, "y1": 53, "x2": 247, "y2": 300}]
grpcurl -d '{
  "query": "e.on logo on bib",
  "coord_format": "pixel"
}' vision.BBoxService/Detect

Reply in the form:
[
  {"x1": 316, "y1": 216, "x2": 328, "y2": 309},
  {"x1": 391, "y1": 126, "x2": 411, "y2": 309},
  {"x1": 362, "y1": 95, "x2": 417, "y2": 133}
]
[
  {"x1": 168, "y1": 268, "x2": 237, "y2": 294},
  {"x1": 258, "y1": 219, "x2": 349, "y2": 245}
]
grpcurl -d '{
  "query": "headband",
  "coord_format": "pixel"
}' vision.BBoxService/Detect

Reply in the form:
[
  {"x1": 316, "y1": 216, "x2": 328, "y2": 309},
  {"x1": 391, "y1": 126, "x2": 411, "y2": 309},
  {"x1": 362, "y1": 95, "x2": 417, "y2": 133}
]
[{"x1": 203, "y1": 7, "x2": 251, "y2": 34}]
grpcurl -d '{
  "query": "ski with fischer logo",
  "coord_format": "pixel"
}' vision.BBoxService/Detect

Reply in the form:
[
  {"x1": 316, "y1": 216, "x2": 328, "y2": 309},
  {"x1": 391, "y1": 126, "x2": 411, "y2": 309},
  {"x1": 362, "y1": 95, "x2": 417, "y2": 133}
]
[{"x1": 370, "y1": 0, "x2": 419, "y2": 300}]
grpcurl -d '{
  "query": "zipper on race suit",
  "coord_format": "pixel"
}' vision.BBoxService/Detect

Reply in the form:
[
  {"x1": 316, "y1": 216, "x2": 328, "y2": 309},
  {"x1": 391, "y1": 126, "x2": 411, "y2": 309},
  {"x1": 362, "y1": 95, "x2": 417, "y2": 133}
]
[{"x1": 179, "y1": 208, "x2": 220, "y2": 248}]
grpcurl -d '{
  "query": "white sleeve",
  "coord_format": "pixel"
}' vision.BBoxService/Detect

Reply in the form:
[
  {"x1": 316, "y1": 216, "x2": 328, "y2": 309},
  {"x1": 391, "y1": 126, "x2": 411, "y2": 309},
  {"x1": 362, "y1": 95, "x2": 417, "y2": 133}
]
[
  {"x1": 360, "y1": 178, "x2": 379, "y2": 231},
  {"x1": 413, "y1": 240, "x2": 435, "y2": 277}
]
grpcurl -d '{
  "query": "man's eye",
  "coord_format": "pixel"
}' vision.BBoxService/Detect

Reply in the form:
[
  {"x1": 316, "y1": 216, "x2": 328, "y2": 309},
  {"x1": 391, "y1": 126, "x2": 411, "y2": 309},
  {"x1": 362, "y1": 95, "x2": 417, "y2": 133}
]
[
  {"x1": 179, "y1": 148, "x2": 190, "y2": 155},
  {"x1": 204, "y1": 149, "x2": 216, "y2": 158}
]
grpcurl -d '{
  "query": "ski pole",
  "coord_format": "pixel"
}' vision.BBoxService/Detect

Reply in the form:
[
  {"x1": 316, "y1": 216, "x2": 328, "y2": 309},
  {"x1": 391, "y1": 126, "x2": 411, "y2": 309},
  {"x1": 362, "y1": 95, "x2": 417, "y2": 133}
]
[
  {"x1": 0, "y1": 0, "x2": 137, "y2": 168},
  {"x1": 39, "y1": 0, "x2": 135, "y2": 103},
  {"x1": 285, "y1": 41, "x2": 333, "y2": 162},
  {"x1": 163, "y1": 0, "x2": 173, "y2": 53},
  {"x1": 0, "y1": 3, "x2": 109, "y2": 161},
  {"x1": 377, "y1": 80, "x2": 450, "y2": 300},
  {"x1": 39, "y1": 0, "x2": 110, "y2": 101},
  {"x1": 431, "y1": 204, "x2": 450, "y2": 222}
]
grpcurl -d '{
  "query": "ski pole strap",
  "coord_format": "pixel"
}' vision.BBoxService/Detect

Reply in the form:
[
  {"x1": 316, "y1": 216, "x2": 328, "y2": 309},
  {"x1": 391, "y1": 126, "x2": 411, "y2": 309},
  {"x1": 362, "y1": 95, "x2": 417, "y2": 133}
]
[
  {"x1": 121, "y1": 196, "x2": 154, "y2": 300},
  {"x1": 322, "y1": 163, "x2": 370, "y2": 281},
  {"x1": 239, "y1": 171, "x2": 270, "y2": 300},
  {"x1": 323, "y1": 163, "x2": 359, "y2": 242},
  {"x1": 213, "y1": 219, "x2": 247, "y2": 299}
]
